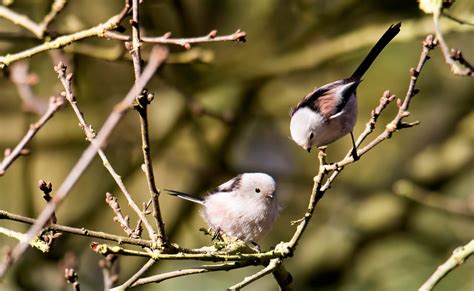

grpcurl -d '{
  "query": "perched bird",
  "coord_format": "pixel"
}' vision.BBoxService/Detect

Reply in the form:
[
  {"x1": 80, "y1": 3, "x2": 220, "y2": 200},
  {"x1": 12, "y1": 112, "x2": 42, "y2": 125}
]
[
  {"x1": 165, "y1": 173, "x2": 279, "y2": 246},
  {"x1": 290, "y1": 22, "x2": 401, "y2": 158}
]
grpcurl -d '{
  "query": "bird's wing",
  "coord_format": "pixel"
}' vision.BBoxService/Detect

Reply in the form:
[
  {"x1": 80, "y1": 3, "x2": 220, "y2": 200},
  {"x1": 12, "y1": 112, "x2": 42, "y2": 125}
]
[
  {"x1": 290, "y1": 78, "x2": 360, "y2": 119},
  {"x1": 209, "y1": 174, "x2": 242, "y2": 195}
]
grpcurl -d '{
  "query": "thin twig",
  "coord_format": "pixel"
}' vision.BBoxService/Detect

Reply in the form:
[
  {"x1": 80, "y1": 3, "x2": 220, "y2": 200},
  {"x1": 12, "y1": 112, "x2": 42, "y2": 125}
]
[
  {"x1": 135, "y1": 95, "x2": 167, "y2": 245},
  {"x1": 10, "y1": 61, "x2": 48, "y2": 114},
  {"x1": 128, "y1": 0, "x2": 167, "y2": 246},
  {"x1": 0, "y1": 96, "x2": 64, "y2": 176},
  {"x1": 0, "y1": 226, "x2": 49, "y2": 252},
  {"x1": 105, "y1": 193, "x2": 141, "y2": 239},
  {"x1": 433, "y1": 10, "x2": 473, "y2": 76},
  {"x1": 54, "y1": 62, "x2": 157, "y2": 242},
  {"x1": 0, "y1": 46, "x2": 168, "y2": 279},
  {"x1": 0, "y1": 1, "x2": 131, "y2": 67},
  {"x1": 0, "y1": 5, "x2": 44, "y2": 38},
  {"x1": 100, "y1": 254, "x2": 120, "y2": 290},
  {"x1": 38, "y1": 0, "x2": 68, "y2": 33},
  {"x1": 111, "y1": 258, "x2": 155, "y2": 290},
  {"x1": 419, "y1": 240, "x2": 474, "y2": 291},
  {"x1": 131, "y1": 261, "x2": 252, "y2": 287},
  {"x1": 0, "y1": 210, "x2": 152, "y2": 247},
  {"x1": 441, "y1": 11, "x2": 474, "y2": 26},
  {"x1": 130, "y1": 0, "x2": 142, "y2": 79},
  {"x1": 104, "y1": 29, "x2": 246, "y2": 49},
  {"x1": 228, "y1": 259, "x2": 282, "y2": 290}
]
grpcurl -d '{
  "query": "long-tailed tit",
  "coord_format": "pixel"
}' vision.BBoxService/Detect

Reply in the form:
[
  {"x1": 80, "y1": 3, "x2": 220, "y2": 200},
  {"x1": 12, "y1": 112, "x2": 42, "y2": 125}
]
[
  {"x1": 290, "y1": 22, "x2": 401, "y2": 158},
  {"x1": 165, "y1": 173, "x2": 279, "y2": 246}
]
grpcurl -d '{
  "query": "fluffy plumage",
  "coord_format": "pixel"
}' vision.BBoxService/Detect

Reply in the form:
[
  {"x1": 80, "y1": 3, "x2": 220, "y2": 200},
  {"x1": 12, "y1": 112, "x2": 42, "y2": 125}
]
[
  {"x1": 166, "y1": 173, "x2": 279, "y2": 243},
  {"x1": 290, "y1": 23, "x2": 401, "y2": 153}
]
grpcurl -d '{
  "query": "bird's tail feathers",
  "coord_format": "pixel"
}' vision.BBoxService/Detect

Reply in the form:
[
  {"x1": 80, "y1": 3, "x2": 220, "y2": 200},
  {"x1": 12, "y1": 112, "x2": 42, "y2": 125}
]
[
  {"x1": 351, "y1": 22, "x2": 401, "y2": 79},
  {"x1": 165, "y1": 189, "x2": 205, "y2": 205}
]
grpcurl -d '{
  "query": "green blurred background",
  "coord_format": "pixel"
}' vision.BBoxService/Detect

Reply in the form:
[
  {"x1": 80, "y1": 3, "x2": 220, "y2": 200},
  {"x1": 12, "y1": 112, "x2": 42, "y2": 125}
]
[{"x1": 0, "y1": 0, "x2": 473, "y2": 290}]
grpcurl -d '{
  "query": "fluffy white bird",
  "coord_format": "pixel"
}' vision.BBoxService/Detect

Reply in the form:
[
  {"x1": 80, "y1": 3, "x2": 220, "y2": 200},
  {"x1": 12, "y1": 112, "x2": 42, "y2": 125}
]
[
  {"x1": 166, "y1": 173, "x2": 279, "y2": 245},
  {"x1": 290, "y1": 23, "x2": 401, "y2": 159}
]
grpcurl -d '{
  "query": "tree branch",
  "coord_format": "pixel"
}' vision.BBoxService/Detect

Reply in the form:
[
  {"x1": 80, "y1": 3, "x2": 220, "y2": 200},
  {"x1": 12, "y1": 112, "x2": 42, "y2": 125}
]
[
  {"x1": 110, "y1": 258, "x2": 155, "y2": 291},
  {"x1": 0, "y1": 210, "x2": 153, "y2": 247},
  {"x1": 0, "y1": 96, "x2": 64, "y2": 176},
  {"x1": 432, "y1": 9, "x2": 473, "y2": 76},
  {"x1": 128, "y1": 0, "x2": 167, "y2": 247},
  {"x1": 419, "y1": 240, "x2": 474, "y2": 291},
  {"x1": 0, "y1": 1, "x2": 131, "y2": 67},
  {"x1": 131, "y1": 261, "x2": 252, "y2": 287},
  {"x1": 228, "y1": 258, "x2": 282, "y2": 290},
  {"x1": 0, "y1": 5, "x2": 44, "y2": 38},
  {"x1": 104, "y1": 29, "x2": 246, "y2": 49}
]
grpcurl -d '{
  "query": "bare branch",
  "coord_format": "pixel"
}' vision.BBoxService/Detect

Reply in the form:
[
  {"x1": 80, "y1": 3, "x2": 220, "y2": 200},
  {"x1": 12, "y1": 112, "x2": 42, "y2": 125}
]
[
  {"x1": 105, "y1": 193, "x2": 139, "y2": 239},
  {"x1": 38, "y1": 0, "x2": 68, "y2": 33},
  {"x1": 419, "y1": 240, "x2": 474, "y2": 291},
  {"x1": 0, "y1": 5, "x2": 44, "y2": 38},
  {"x1": 0, "y1": 1, "x2": 131, "y2": 67},
  {"x1": 10, "y1": 61, "x2": 48, "y2": 114},
  {"x1": 0, "y1": 226, "x2": 49, "y2": 252},
  {"x1": 111, "y1": 258, "x2": 155, "y2": 290},
  {"x1": 0, "y1": 210, "x2": 152, "y2": 248},
  {"x1": 127, "y1": 0, "x2": 167, "y2": 247},
  {"x1": 228, "y1": 258, "x2": 282, "y2": 290},
  {"x1": 104, "y1": 29, "x2": 246, "y2": 49},
  {"x1": 433, "y1": 10, "x2": 473, "y2": 76},
  {"x1": 441, "y1": 11, "x2": 474, "y2": 26},
  {"x1": 131, "y1": 261, "x2": 252, "y2": 287},
  {"x1": 0, "y1": 96, "x2": 64, "y2": 176},
  {"x1": 99, "y1": 254, "x2": 120, "y2": 290}
]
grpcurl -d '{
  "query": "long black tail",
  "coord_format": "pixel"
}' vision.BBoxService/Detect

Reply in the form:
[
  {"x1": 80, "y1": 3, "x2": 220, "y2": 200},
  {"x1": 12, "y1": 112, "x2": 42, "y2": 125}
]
[
  {"x1": 165, "y1": 189, "x2": 205, "y2": 205},
  {"x1": 351, "y1": 22, "x2": 401, "y2": 79}
]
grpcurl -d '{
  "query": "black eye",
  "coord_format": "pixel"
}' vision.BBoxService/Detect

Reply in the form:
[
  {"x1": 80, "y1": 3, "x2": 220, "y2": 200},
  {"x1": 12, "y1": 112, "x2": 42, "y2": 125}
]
[
  {"x1": 255, "y1": 188, "x2": 261, "y2": 193},
  {"x1": 309, "y1": 133, "x2": 314, "y2": 139}
]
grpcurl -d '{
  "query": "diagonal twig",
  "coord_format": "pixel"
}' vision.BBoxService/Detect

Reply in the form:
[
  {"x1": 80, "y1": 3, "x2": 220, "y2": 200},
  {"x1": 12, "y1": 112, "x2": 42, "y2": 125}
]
[
  {"x1": 38, "y1": 0, "x2": 68, "y2": 34},
  {"x1": 228, "y1": 258, "x2": 282, "y2": 290},
  {"x1": 54, "y1": 61, "x2": 157, "y2": 242},
  {"x1": 419, "y1": 240, "x2": 474, "y2": 291},
  {"x1": 432, "y1": 10, "x2": 473, "y2": 76},
  {"x1": 0, "y1": 96, "x2": 64, "y2": 176}
]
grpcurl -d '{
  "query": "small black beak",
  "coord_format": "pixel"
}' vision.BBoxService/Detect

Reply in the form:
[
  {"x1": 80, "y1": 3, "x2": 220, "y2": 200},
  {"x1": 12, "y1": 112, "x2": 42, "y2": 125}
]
[{"x1": 306, "y1": 147, "x2": 311, "y2": 153}]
